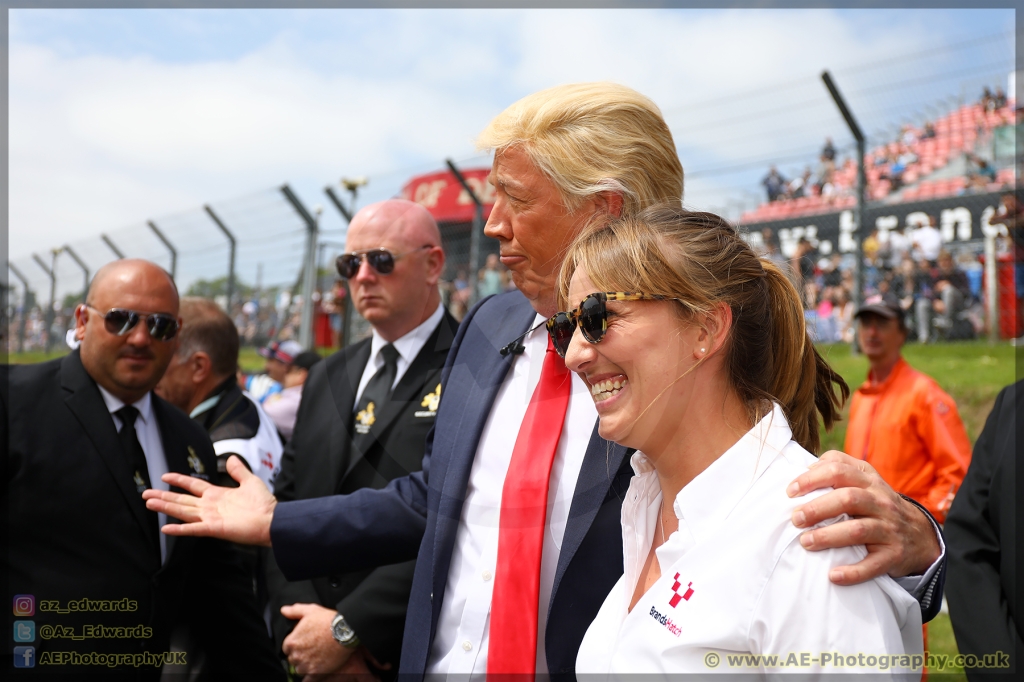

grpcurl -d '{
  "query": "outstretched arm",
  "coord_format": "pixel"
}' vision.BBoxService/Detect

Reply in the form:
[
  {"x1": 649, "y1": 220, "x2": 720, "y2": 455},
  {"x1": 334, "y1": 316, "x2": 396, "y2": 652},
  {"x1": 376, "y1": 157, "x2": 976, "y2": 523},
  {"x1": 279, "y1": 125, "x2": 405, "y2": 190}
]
[{"x1": 787, "y1": 451, "x2": 942, "y2": 585}]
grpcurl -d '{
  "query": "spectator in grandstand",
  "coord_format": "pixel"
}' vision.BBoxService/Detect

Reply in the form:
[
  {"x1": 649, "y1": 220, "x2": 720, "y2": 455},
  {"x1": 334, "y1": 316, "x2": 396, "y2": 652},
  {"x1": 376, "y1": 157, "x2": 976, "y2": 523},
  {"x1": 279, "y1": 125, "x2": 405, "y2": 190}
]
[
  {"x1": 761, "y1": 165, "x2": 786, "y2": 202},
  {"x1": 911, "y1": 215, "x2": 943, "y2": 266},
  {"x1": 477, "y1": 252, "x2": 506, "y2": 298},
  {"x1": 821, "y1": 137, "x2": 836, "y2": 162},
  {"x1": 262, "y1": 350, "x2": 321, "y2": 441},
  {"x1": 883, "y1": 223, "x2": 913, "y2": 269},
  {"x1": 892, "y1": 256, "x2": 933, "y2": 343},
  {"x1": 966, "y1": 153, "x2": 997, "y2": 190},
  {"x1": 835, "y1": 288, "x2": 856, "y2": 344},
  {"x1": 979, "y1": 86, "x2": 994, "y2": 112},
  {"x1": 845, "y1": 293, "x2": 971, "y2": 524},
  {"x1": 992, "y1": 86, "x2": 1007, "y2": 110},
  {"x1": 900, "y1": 125, "x2": 917, "y2": 147},
  {"x1": 791, "y1": 237, "x2": 818, "y2": 308},
  {"x1": 787, "y1": 167, "x2": 812, "y2": 199},
  {"x1": 924, "y1": 250, "x2": 975, "y2": 341},
  {"x1": 921, "y1": 122, "x2": 937, "y2": 139},
  {"x1": 945, "y1": 380, "x2": 1023, "y2": 679},
  {"x1": 155, "y1": 297, "x2": 283, "y2": 491}
]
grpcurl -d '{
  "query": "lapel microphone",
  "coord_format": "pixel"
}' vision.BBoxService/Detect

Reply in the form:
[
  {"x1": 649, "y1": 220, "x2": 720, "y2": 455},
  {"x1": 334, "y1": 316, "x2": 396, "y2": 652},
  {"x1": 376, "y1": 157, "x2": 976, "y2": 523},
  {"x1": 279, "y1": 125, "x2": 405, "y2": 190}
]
[{"x1": 499, "y1": 320, "x2": 547, "y2": 357}]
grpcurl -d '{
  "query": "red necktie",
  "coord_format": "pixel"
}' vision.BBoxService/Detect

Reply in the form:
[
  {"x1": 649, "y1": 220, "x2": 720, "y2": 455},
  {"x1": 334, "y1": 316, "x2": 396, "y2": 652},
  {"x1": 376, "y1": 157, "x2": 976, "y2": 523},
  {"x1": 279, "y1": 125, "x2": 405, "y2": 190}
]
[{"x1": 488, "y1": 336, "x2": 572, "y2": 677}]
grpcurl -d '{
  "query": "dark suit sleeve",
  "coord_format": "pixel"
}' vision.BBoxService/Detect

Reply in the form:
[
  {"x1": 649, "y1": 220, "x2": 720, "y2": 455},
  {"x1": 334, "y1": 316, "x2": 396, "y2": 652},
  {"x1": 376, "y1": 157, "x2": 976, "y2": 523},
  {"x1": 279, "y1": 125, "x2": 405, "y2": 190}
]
[
  {"x1": 336, "y1": 560, "x2": 417, "y2": 668},
  {"x1": 945, "y1": 384, "x2": 1022, "y2": 669},
  {"x1": 185, "y1": 435, "x2": 285, "y2": 680}
]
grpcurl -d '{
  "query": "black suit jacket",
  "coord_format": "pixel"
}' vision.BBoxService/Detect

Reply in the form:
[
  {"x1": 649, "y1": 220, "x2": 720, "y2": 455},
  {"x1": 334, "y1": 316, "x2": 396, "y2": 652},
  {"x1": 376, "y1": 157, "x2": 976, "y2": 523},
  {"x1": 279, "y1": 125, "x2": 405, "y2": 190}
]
[
  {"x1": 2, "y1": 350, "x2": 283, "y2": 680},
  {"x1": 266, "y1": 310, "x2": 458, "y2": 669},
  {"x1": 945, "y1": 379, "x2": 1022, "y2": 678}
]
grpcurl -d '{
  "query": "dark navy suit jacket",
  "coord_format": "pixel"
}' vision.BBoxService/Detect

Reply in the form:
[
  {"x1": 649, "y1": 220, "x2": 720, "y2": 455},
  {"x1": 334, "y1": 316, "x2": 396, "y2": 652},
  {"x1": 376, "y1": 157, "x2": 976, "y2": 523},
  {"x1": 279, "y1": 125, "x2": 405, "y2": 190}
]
[
  {"x1": 271, "y1": 291, "x2": 633, "y2": 678},
  {"x1": 270, "y1": 290, "x2": 944, "y2": 679}
]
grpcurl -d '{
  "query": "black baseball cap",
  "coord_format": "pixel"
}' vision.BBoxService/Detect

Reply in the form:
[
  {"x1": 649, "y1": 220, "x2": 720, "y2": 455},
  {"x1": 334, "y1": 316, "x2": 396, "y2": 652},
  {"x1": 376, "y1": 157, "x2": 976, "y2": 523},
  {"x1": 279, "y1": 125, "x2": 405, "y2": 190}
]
[
  {"x1": 292, "y1": 351, "x2": 322, "y2": 371},
  {"x1": 855, "y1": 293, "x2": 904, "y2": 322}
]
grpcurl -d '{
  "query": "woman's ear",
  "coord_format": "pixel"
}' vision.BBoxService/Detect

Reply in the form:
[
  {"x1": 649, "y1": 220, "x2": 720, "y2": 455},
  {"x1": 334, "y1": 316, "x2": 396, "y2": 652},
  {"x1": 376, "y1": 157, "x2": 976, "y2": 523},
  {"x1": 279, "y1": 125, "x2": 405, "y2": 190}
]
[{"x1": 694, "y1": 303, "x2": 733, "y2": 358}]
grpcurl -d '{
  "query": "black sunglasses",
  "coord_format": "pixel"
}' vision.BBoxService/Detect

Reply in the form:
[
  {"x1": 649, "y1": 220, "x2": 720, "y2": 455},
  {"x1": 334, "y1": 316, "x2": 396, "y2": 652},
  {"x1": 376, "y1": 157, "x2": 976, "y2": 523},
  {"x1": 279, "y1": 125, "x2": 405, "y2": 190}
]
[
  {"x1": 546, "y1": 292, "x2": 681, "y2": 358},
  {"x1": 86, "y1": 305, "x2": 180, "y2": 341},
  {"x1": 336, "y1": 246, "x2": 432, "y2": 279}
]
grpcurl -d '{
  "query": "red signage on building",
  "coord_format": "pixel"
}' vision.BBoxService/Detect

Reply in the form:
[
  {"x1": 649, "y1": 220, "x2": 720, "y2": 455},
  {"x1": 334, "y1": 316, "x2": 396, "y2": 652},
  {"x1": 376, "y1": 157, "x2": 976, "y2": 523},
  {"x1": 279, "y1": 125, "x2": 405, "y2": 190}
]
[{"x1": 400, "y1": 168, "x2": 495, "y2": 224}]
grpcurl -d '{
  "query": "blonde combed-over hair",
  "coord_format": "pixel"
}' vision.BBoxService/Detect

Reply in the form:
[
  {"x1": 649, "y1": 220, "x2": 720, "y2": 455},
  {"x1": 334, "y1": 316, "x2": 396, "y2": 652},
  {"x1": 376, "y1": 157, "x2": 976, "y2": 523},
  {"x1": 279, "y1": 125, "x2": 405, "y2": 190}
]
[
  {"x1": 557, "y1": 206, "x2": 849, "y2": 454},
  {"x1": 477, "y1": 82, "x2": 684, "y2": 215}
]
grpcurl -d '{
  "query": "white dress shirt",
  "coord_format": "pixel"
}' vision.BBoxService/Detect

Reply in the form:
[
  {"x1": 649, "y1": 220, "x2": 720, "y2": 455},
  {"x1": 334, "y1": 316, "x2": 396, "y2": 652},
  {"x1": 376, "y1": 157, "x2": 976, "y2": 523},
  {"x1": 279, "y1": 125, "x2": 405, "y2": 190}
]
[
  {"x1": 427, "y1": 315, "x2": 599, "y2": 676},
  {"x1": 576, "y1": 405, "x2": 923, "y2": 677},
  {"x1": 97, "y1": 386, "x2": 170, "y2": 564},
  {"x1": 354, "y1": 303, "x2": 445, "y2": 406}
]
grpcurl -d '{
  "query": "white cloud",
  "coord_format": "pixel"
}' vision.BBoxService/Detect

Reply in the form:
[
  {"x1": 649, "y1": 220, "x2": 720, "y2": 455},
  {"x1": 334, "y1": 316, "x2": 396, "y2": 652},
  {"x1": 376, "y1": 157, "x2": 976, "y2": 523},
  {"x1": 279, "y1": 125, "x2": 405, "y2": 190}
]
[{"x1": 8, "y1": 7, "x2": 1012, "y2": 298}]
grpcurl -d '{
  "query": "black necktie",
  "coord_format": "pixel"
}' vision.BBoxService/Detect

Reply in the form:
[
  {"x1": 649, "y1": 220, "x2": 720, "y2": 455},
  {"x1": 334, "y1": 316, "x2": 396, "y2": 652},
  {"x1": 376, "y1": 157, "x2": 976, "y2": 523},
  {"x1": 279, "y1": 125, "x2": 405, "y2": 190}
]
[
  {"x1": 115, "y1": 406, "x2": 161, "y2": 554},
  {"x1": 353, "y1": 344, "x2": 399, "y2": 435}
]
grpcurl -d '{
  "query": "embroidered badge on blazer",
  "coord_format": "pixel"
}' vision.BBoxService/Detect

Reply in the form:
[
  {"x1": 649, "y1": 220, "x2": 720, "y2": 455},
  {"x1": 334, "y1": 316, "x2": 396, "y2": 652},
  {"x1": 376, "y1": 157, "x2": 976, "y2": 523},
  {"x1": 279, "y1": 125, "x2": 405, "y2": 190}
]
[
  {"x1": 355, "y1": 402, "x2": 376, "y2": 434},
  {"x1": 133, "y1": 471, "x2": 147, "y2": 494},
  {"x1": 186, "y1": 446, "x2": 209, "y2": 480},
  {"x1": 415, "y1": 383, "x2": 442, "y2": 418}
]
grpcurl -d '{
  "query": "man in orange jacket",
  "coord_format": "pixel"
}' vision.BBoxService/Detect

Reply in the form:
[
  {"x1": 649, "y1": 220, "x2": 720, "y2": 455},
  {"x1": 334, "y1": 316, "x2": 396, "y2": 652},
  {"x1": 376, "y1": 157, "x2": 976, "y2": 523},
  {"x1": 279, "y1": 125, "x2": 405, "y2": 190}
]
[{"x1": 845, "y1": 294, "x2": 972, "y2": 524}]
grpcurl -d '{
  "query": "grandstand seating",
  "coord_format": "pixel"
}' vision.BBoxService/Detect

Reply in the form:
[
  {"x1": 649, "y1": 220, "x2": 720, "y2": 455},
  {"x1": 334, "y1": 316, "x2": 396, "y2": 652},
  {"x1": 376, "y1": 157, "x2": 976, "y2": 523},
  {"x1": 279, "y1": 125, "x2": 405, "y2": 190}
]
[{"x1": 740, "y1": 99, "x2": 1016, "y2": 224}]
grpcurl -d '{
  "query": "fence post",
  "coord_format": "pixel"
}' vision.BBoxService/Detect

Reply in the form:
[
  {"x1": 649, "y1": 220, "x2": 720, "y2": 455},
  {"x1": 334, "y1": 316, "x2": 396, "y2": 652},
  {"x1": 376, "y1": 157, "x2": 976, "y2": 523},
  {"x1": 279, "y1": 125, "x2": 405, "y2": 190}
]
[
  {"x1": 62, "y1": 245, "x2": 90, "y2": 304},
  {"x1": 147, "y1": 220, "x2": 178, "y2": 282},
  {"x1": 325, "y1": 185, "x2": 356, "y2": 347},
  {"x1": 281, "y1": 185, "x2": 319, "y2": 350},
  {"x1": 8, "y1": 262, "x2": 33, "y2": 353},
  {"x1": 101, "y1": 234, "x2": 126, "y2": 259},
  {"x1": 32, "y1": 251, "x2": 58, "y2": 353},
  {"x1": 982, "y1": 216, "x2": 1002, "y2": 344},
  {"x1": 822, "y1": 71, "x2": 866, "y2": 353},
  {"x1": 445, "y1": 159, "x2": 485, "y2": 306},
  {"x1": 203, "y1": 206, "x2": 237, "y2": 312}
]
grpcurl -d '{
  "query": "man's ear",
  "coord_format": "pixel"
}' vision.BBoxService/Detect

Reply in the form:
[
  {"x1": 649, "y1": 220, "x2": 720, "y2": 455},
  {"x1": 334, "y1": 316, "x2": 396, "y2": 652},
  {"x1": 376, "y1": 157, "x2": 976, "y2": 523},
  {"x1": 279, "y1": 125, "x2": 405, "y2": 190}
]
[
  {"x1": 594, "y1": 190, "x2": 625, "y2": 218},
  {"x1": 191, "y1": 352, "x2": 214, "y2": 385},
  {"x1": 424, "y1": 246, "x2": 446, "y2": 286},
  {"x1": 74, "y1": 304, "x2": 88, "y2": 341}
]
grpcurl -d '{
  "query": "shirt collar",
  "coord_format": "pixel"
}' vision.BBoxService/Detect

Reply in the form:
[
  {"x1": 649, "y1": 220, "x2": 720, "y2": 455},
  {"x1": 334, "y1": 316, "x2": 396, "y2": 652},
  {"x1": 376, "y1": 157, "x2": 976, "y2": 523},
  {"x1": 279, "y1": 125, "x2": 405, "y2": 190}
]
[
  {"x1": 670, "y1": 403, "x2": 793, "y2": 545},
  {"x1": 369, "y1": 303, "x2": 444, "y2": 368},
  {"x1": 97, "y1": 384, "x2": 154, "y2": 426},
  {"x1": 860, "y1": 356, "x2": 908, "y2": 395}
]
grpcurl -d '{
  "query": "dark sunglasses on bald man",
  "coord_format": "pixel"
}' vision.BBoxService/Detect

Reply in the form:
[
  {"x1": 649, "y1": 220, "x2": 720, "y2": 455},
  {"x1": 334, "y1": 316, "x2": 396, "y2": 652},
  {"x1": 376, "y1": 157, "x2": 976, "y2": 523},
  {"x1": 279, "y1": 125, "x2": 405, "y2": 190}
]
[
  {"x1": 335, "y1": 245, "x2": 433, "y2": 279},
  {"x1": 85, "y1": 305, "x2": 180, "y2": 341},
  {"x1": 546, "y1": 292, "x2": 683, "y2": 358}
]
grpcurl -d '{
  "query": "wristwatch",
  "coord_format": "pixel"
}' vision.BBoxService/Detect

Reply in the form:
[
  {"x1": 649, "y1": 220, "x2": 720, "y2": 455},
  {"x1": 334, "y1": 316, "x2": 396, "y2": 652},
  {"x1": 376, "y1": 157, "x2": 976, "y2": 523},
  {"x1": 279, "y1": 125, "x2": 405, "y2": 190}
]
[{"x1": 330, "y1": 613, "x2": 360, "y2": 648}]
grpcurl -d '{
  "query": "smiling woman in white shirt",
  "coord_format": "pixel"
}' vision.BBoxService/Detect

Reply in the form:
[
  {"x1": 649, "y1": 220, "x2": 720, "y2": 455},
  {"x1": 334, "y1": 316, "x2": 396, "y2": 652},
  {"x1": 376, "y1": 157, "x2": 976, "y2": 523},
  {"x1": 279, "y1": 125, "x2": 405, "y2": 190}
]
[{"x1": 549, "y1": 205, "x2": 924, "y2": 677}]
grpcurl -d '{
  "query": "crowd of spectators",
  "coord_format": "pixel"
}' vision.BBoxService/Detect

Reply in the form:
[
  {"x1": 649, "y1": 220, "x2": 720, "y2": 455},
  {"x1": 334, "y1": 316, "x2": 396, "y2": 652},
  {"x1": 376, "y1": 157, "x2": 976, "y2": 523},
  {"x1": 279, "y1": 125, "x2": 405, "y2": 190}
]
[
  {"x1": 759, "y1": 217, "x2": 984, "y2": 344},
  {"x1": 439, "y1": 252, "x2": 516, "y2": 320}
]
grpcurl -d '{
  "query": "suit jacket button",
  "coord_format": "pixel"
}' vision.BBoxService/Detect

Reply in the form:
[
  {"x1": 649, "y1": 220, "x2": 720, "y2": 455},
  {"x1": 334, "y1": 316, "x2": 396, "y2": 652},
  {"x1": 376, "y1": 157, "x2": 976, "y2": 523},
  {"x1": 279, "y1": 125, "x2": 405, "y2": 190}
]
[
  {"x1": 329, "y1": 576, "x2": 340, "y2": 588},
  {"x1": 430, "y1": 591, "x2": 433, "y2": 602}
]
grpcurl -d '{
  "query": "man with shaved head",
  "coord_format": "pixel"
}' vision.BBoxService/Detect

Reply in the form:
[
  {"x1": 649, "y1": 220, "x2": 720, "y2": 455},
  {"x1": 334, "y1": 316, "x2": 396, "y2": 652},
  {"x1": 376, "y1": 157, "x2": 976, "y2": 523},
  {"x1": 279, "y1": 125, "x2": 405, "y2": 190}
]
[
  {"x1": 264, "y1": 199, "x2": 459, "y2": 678},
  {"x1": 2, "y1": 259, "x2": 283, "y2": 679}
]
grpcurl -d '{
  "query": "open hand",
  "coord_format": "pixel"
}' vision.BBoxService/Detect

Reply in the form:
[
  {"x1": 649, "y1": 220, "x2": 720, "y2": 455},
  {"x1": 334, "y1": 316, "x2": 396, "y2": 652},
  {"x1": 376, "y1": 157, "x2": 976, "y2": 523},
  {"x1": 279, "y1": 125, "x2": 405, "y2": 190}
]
[
  {"x1": 787, "y1": 450, "x2": 941, "y2": 584},
  {"x1": 143, "y1": 455, "x2": 276, "y2": 546}
]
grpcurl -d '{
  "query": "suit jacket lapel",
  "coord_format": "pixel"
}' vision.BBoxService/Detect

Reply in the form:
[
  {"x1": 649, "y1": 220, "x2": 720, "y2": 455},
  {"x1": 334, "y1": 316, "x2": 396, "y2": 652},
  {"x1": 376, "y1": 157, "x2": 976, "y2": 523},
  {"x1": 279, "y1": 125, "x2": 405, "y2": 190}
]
[
  {"x1": 326, "y1": 340, "x2": 371, "y2": 489},
  {"x1": 548, "y1": 424, "x2": 630, "y2": 618},
  {"x1": 431, "y1": 298, "x2": 537, "y2": 603},
  {"x1": 343, "y1": 311, "x2": 457, "y2": 481},
  {"x1": 60, "y1": 350, "x2": 161, "y2": 558}
]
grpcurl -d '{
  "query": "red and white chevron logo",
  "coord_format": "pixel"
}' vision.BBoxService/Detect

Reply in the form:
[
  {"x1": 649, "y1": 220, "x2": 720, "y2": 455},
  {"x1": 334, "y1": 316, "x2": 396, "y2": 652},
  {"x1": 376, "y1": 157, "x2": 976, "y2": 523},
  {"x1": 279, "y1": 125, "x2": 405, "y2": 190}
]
[{"x1": 669, "y1": 573, "x2": 694, "y2": 608}]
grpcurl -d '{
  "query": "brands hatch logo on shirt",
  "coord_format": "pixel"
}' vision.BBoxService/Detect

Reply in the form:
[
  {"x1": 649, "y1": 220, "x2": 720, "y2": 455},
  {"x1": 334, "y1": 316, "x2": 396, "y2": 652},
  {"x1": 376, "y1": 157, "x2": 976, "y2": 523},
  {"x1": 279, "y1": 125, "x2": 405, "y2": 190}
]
[{"x1": 669, "y1": 573, "x2": 694, "y2": 608}]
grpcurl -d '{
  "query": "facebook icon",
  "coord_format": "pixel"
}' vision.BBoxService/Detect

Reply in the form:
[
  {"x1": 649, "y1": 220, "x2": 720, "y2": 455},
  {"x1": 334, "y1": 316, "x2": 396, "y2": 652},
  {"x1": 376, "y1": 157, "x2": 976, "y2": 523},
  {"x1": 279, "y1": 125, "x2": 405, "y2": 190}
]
[{"x1": 13, "y1": 646, "x2": 35, "y2": 668}]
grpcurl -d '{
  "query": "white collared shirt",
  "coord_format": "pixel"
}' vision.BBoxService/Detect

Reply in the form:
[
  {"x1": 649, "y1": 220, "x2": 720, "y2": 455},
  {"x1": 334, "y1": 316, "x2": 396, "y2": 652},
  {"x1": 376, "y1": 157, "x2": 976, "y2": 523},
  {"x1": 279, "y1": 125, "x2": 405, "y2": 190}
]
[
  {"x1": 576, "y1": 405, "x2": 923, "y2": 677},
  {"x1": 97, "y1": 386, "x2": 170, "y2": 564},
  {"x1": 354, "y1": 303, "x2": 445, "y2": 406},
  {"x1": 427, "y1": 315, "x2": 599, "y2": 677}
]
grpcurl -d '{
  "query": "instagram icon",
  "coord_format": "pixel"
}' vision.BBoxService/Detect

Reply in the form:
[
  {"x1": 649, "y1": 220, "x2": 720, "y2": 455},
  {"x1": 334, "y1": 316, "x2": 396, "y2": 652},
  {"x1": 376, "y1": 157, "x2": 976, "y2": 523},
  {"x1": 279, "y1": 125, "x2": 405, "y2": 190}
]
[{"x1": 13, "y1": 595, "x2": 35, "y2": 617}]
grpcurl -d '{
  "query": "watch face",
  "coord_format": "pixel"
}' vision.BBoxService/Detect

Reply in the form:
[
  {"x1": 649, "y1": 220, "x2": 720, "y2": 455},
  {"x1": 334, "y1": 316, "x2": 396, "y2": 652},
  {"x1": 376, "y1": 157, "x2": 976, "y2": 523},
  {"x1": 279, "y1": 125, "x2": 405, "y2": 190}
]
[{"x1": 332, "y1": 616, "x2": 355, "y2": 643}]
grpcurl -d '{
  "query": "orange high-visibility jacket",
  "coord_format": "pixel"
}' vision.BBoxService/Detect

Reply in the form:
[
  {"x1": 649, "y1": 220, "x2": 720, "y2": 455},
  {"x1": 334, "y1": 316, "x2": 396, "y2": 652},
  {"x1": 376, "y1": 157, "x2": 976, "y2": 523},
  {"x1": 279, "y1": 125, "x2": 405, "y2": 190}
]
[{"x1": 844, "y1": 357, "x2": 971, "y2": 523}]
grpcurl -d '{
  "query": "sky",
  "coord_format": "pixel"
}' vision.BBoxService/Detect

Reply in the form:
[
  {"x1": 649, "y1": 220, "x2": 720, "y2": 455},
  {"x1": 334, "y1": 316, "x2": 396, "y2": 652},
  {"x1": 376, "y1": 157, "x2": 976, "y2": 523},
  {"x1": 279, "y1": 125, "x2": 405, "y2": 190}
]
[{"x1": 7, "y1": 7, "x2": 1017, "y2": 301}]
